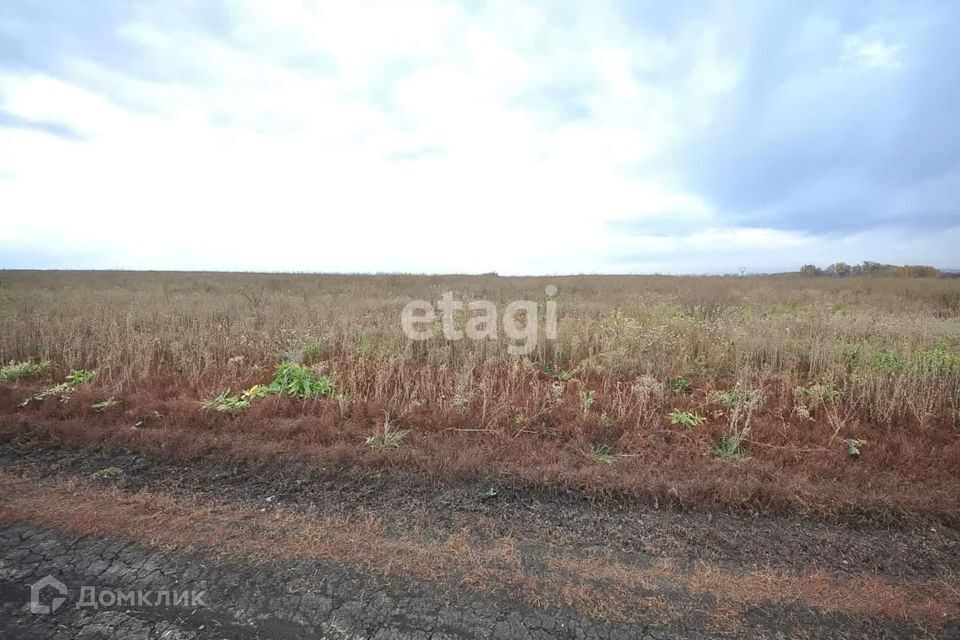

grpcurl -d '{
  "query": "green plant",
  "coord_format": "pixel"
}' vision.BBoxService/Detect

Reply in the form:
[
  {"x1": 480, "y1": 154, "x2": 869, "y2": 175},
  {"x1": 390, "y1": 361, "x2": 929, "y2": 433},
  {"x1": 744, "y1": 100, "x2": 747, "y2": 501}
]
[
  {"x1": 913, "y1": 345, "x2": 958, "y2": 375},
  {"x1": 668, "y1": 409, "x2": 705, "y2": 428},
  {"x1": 268, "y1": 362, "x2": 335, "y2": 399},
  {"x1": 242, "y1": 384, "x2": 272, "y2": 399},
  {"x1": 0, "y1": 360, "x2": 50, "y2": 382},
  {"x1": 202, "y1": 383, "x2": 276, "y2": 413},
  {"x1": 846, "y1": 438, "x2": 866, "y2": 457},
  {"x1": 365, "y1": 415, "x2": 407, "y2": 451},
  {"x1": 18, "y1": 368, "x2": 95, "y2": 406},
  {"x1": 667, "y1": 377, "x2": 692, "y2": 394},
  {"x1": 589, "y1": 443, "x2": 616, "y2": 464},
  {"x1": 203, "y1": 390, "x2": 251, "y2": 413},
  {"x1": 712, "y1": 429, "x2": 749, "y2": 461},
  {"x1": 20, "y1": 383, "x2": 69, "y2": 406},
  {"x1": 65, "y1": 369, "x2": 96, "y2": 387},
  {"x1": 94, "y1": 467, "x2": 123, "y2": 479},
  {"x1": 871, "y1": 350, "x2": 904, "y2": 374},
  {"x1": 91, "y1": 397, "x2": 120, "y2": 411},
  {"x1": 203, "y1": 369, "x2": 335, "y2": 413}
]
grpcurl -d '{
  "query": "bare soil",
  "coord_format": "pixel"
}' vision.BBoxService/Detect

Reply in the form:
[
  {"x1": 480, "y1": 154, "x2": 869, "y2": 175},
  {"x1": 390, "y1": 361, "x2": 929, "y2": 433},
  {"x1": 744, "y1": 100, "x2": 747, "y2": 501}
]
[{"x1": 1, "y1": 438, "x2": 958, "y2": 639}]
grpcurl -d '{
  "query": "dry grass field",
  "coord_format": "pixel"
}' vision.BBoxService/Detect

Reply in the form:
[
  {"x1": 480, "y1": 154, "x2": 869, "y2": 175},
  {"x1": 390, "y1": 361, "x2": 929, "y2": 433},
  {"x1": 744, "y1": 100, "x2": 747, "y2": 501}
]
[
  {"x1": 3, "y1": 270, "x2": 960, "y2": 637},
  {"x1": 5, "y1": 0, "x2": 960, "y2": 634},
  {"x1": 1, "y1": 270, "x2": 959, "y2": 520}
]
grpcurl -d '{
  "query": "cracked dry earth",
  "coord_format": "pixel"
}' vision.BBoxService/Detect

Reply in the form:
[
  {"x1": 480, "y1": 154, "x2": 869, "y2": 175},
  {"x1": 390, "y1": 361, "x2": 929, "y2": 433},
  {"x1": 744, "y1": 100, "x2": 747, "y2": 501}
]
[{"x1": 1, "y1": 442, "x2": 959, "y2": 639}]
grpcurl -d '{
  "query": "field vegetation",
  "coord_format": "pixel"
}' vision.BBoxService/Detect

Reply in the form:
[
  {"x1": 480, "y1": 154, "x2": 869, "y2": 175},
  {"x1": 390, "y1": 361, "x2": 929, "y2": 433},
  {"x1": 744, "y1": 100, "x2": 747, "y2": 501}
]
[{"x1": 1, "y1": 270, "x2": 959, "y2": 521}]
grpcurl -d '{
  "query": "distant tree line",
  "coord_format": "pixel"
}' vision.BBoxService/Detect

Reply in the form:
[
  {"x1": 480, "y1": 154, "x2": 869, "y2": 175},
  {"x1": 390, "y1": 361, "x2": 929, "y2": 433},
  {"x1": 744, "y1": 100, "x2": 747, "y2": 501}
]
[{"x1": 799, "y1": 261, "x2": 942, "y2": 278}]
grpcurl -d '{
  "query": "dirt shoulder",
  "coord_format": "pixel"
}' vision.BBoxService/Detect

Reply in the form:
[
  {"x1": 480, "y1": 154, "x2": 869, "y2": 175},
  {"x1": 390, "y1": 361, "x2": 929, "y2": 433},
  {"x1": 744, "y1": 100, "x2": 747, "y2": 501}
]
[
  {"x1": 1, "y1": 440, "x2": 959, "y2": 638},
  {"x1": 0, "y1": 440, "x2": 956, "y2": 580}
]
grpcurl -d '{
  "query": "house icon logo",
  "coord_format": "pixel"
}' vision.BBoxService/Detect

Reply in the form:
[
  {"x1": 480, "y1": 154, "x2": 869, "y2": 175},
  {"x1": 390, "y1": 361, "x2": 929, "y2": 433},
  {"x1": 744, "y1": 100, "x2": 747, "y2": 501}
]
[{"x1": 30, "y1": 575, "x2": 68, "y2": 614}]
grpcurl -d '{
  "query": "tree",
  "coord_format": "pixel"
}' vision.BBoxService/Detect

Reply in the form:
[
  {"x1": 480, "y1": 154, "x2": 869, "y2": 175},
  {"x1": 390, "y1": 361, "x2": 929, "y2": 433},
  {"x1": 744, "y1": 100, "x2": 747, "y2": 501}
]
[
  {"x1": 860, "y1": 261, "x2": 886, "y2": 276},
  {"x1": 825, "y1": 262, "x2": 851, "y2": 277},
  {"x1": 893, "y1": 265, "x2": 940, "y2": 278},
  {"x1": 800, "y1": 261, "x2": 939, "y2": 278}
]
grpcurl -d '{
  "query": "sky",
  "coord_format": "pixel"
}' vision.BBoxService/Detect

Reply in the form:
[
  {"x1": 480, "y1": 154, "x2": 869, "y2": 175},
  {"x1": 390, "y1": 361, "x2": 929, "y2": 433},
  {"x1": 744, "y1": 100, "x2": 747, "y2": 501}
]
[{"x1": 1, "y1": 0, "x2": 958, "y2": 274}]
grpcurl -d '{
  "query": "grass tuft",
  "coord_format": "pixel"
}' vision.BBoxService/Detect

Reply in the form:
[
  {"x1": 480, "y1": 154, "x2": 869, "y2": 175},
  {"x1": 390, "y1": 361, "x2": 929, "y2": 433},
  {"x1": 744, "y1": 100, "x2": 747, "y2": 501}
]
[
  {"x1": 365, "y1": 415, "x2": 407, "y2": 451},
  {"x1": 668, "y1": 409, "x2": 705, "y2": 428},
  {"x1": 667, "y1": 377, "x2": 692, "y2": 395},
  {"x1": 589, "y1": 443, "x2": 617, "y2": 464},
  {"x1": 91, "y1": 397, "x2": 121, "y2": 411},
  {"x1": 712, "y1": 430, "x2": 749, "y2": 461}
]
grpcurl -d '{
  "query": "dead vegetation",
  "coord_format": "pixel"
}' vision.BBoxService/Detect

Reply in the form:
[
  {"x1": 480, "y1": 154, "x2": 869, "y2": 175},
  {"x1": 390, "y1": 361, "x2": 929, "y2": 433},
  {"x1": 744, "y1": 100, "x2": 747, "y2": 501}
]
[{"x1": 0, "y1": 270, "x2": 958, "y2": 520}]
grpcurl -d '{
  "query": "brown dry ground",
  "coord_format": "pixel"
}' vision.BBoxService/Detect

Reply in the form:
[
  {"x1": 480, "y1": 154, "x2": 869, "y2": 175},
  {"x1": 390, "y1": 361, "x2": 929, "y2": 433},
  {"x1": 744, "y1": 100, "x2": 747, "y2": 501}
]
[
  {"x1": 1, "y1": 439, "x2": 959, "y2": 638},
  {"x1": 2, "y1": 378, "x2": 959, "y2": 525}
]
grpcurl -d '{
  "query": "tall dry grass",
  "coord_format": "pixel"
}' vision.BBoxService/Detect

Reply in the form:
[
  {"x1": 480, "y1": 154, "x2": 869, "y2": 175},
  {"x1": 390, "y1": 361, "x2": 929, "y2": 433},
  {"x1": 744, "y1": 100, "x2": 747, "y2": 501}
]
[
  {"x1": 2, "y1": 271, "x2": 960, "y2": 518},
  {"x1": 1, "y1": 270, "x2": 958, "y2": 425}
]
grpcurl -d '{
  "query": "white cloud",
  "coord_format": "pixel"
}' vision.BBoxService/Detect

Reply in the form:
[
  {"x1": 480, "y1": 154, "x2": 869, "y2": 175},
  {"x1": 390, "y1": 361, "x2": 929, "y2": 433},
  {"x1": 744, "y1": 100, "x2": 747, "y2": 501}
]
[
  {"x1": 841, "y1": 35, "x2": 903, "y2": 72},
  {"x1": 0, "y1": 1, "x2": 955, "y2": 273}
]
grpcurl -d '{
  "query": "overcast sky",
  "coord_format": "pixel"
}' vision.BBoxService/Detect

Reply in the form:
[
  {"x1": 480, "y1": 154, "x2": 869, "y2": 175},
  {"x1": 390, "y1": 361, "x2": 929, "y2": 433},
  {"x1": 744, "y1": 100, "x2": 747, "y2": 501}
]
[{"x1": 1, "y1": 1, "x2": 958, "y2": 274}]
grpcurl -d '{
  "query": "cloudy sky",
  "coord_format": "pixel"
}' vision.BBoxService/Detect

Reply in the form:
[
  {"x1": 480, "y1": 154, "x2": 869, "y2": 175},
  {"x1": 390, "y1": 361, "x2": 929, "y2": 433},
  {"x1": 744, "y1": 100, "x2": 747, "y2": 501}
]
[{"x1": 1, "y1": 1, "x2": 958, "y2": 274}]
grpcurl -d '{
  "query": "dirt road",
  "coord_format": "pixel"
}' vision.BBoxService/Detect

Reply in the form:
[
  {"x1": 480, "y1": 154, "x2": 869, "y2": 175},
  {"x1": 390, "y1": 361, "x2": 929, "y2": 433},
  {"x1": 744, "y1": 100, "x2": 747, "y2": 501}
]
[
  {"x1": 1, "y1": 441, "x2": 958, "y2": 639},
  {"x1": 2, "y1": 524, "x2": 687, "y2": 640}
]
